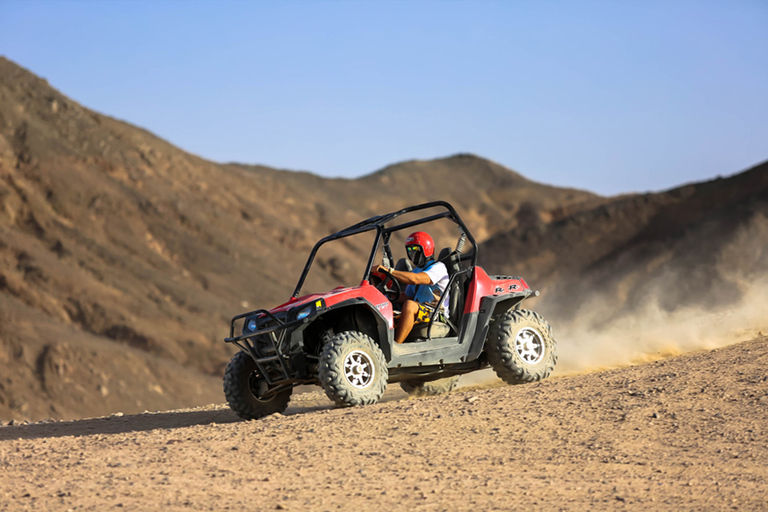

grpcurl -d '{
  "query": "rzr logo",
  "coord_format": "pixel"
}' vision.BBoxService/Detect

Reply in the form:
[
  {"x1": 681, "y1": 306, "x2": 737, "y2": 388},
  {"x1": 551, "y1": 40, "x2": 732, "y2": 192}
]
[
  {"x1": 495, "y1": 286, "x2": 503, "y2": 293},
  {"x1": 509, "y1": 284, "x2": 519, "y2": 290}
]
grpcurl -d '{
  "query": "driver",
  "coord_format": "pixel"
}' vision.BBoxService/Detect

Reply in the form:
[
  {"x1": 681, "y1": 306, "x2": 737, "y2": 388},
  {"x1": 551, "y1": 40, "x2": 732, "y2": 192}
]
[{"x1": 375, "y1": 231, "x2": 450, "y2": 344}]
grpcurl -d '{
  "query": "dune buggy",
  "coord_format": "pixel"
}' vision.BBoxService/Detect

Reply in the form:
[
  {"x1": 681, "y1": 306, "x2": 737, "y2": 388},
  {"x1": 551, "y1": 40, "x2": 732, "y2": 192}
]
[{"x1": 224, "y1": 201, "x2": 557, "y2": 419}]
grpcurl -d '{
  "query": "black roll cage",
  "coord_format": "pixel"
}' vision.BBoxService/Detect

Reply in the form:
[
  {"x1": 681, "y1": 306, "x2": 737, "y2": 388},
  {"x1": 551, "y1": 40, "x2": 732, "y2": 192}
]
[{"x1": 292, "y1": 201, "x2": 478, "y2": 299}]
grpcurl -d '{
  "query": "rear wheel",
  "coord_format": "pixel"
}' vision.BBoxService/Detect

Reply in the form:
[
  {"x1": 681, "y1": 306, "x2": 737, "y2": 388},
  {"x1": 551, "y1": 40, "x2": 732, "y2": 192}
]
[
  {"x1": 400, "y1": 375, "x2": 460, "y2": 397},
  {"x1": 487, "y1": 309, "x2": 557, "y2": 384},
  {"x1": 318, "y1": 331, "x2": 388, "y2": 407},
  {"x1": 224, "y1": 351, "x2": 292, "y2": 420}
]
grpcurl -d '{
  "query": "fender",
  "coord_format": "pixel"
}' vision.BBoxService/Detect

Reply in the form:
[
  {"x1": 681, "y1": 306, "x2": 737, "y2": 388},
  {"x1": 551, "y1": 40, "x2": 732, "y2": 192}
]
[
  {"x1": 305, "y1": 295, "x2": 395, "y2": 361},
  {"x1": 463, "y1": 267, "x2": 530, "y2": 314},
  {"x1": 466, "y1": 292, "x2": 531, "y2": 361}
]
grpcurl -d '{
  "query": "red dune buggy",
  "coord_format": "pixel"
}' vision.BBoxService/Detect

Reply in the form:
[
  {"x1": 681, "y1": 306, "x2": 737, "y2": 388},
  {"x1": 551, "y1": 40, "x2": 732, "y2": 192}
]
[{"x1": 224, "y1": 201, "x2": 557, "y2": 419}]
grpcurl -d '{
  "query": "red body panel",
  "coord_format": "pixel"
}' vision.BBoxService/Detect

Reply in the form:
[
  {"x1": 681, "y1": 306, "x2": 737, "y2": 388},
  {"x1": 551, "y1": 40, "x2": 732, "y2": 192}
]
[
  {"x1": 271, "y1": 269, "x2": 528, "y2": 324},
  {"x1": 464, "y1": 267, "x2": 530, "y2": 314},
  {"x1": 270, "y1": 282, "x2": 394, "y2": 329}
]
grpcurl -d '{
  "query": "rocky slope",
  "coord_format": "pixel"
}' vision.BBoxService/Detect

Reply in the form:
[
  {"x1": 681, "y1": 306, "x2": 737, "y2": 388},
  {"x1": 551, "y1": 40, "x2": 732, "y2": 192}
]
[
  {"x1": 0, "y1": 57, "x2": 599, "y2": 421},
  {"x1": 481, "y1": 160, "x2": 768, "y2": 316},
  {"x1": 1, "y1": 55, "x2": 765, "y2": 422}
]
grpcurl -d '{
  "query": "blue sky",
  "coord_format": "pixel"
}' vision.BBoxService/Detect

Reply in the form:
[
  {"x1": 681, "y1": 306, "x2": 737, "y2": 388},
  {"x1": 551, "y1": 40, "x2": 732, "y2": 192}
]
[{"x1": 2, "y1": 0, "x2": 766, "y2": 195}]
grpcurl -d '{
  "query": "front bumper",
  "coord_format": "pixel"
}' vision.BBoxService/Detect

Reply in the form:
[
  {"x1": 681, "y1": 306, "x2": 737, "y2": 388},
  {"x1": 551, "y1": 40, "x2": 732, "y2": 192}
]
[{"x1": 225, "y1": 309, "x2": 307, "y2": 385}]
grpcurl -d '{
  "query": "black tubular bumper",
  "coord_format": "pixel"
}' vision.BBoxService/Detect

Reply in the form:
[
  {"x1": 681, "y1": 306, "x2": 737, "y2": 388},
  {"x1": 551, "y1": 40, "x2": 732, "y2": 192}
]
[{"x1": 225, "y1": 309, "x2": 304, "y2": 385}]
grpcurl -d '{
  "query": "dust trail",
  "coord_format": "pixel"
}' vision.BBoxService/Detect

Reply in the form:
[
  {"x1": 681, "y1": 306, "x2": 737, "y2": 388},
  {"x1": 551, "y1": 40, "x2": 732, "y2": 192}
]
[
  {"x1": 555, "y1": 211, "x2": 768, "y2": 375},
  {"x1": 555, "y1": 276, "x2": 768, "y2": 375},
  {"x1": 457, "y1": 279, "x2": 767, "y2": 390},
  {"x1": 460, "y1": 210, "x2": 768, "y2": 386}
]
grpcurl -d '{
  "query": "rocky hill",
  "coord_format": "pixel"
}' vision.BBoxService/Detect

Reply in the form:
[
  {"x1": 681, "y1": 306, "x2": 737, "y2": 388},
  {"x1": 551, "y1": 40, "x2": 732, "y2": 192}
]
[
  {"x1": 0, "y1": 57, "x2": 599, "y2": 421},
  {"x1": 481, "y1": 160, "x2": 768, "y2": 310},
  {"x1": 480, "y1": 160, "x2": 768, "y2": 373},
  {"x1": 1, "y1": 56, "x2": 766, "y2": 422}
]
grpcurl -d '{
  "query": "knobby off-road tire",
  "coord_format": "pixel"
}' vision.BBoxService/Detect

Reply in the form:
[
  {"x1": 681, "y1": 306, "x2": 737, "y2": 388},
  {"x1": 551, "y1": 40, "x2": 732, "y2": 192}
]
[
  {"x1": 318, "y1": 331, "x2": 388, "y2": 407},
  {"x1": 400, "y1": 375, "x2": 461, "y2": 397},
  {"x1": 487, "y1": 308, "x2": 557, "y2": 384},
  {"x1": 224, "y1": 350, "x2": 292, "y2": 420}
]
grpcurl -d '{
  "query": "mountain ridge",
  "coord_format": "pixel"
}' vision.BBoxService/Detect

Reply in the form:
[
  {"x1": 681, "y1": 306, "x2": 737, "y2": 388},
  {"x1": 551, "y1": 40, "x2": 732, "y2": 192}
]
[
  {"x1": 1, "y1": 56, "x2": 765, "y2": 422},
  {"x1": 0, "y1": 57, "x2": 599, "y2": 421}
]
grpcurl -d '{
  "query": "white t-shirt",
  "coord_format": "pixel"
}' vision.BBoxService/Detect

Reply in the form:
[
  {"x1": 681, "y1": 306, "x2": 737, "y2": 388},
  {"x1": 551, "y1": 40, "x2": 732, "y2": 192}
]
[{"x1": 405, "y1": 261, "x2": 450, "y2": 318}]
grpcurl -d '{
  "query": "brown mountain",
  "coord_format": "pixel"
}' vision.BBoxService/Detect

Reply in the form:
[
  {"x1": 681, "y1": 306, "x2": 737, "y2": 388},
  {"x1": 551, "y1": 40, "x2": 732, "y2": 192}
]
[
  {"x1": 0, "y1": 57, "x2": 600, "y2": 421},
  {"x1": 2, "y1": 56, "x2": 765, "y2": 422},
  {"x1": 480, "y1": 160, "x2": 768, "y2": 322}
]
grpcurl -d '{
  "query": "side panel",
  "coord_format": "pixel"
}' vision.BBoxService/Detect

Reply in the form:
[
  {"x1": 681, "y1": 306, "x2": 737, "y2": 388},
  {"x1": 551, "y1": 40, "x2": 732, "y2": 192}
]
[
  {"x1": 387, "y1": 333, "x2": 470, "y2": 369},
  {"x1": 386, "y1": 269, "x2": 531, "y2": 369},
  {"x1": 463, "y1": 267, "x2": 530, "y2": 314}
]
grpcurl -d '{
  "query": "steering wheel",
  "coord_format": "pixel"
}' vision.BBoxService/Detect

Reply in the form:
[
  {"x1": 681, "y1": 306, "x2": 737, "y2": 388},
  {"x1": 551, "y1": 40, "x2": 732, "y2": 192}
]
[{"x1": 371, "y1": 268, "x2": 402, "y2": 302}]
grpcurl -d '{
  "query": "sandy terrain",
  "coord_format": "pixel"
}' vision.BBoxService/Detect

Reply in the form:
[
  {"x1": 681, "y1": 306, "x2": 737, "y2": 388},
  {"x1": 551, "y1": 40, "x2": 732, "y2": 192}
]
[{"x1": 1, "y1": 335, "x2": 766, "y2": 511}]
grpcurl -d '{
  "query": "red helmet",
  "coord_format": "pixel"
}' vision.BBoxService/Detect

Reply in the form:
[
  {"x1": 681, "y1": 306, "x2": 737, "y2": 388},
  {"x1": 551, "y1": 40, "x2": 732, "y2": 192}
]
[{"x1": 405, "y1": 231, "x2": 434, "y2": 267}]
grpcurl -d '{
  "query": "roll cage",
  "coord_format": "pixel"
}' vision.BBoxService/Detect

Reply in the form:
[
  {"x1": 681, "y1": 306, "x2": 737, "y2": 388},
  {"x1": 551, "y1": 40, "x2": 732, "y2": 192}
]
[{"x1": 292, "y1": 201, "x2": 478, "y2": 299}]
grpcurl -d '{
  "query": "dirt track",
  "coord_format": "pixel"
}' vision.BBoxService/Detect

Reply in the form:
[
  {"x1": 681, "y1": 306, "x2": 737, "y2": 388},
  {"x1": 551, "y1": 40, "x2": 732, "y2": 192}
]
[{"x1": 1, "y1": 336, "x2": 767, "y2": 511}]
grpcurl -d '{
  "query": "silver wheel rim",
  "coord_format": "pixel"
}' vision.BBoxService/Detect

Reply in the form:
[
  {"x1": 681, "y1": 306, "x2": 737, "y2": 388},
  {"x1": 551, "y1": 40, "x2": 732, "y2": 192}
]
[
  {"x1": 344, "y1": 349, "x2": 375, "y2": 389},
  {"x1": 515, "y1": 327, "x2": 545, "y2": 365}
]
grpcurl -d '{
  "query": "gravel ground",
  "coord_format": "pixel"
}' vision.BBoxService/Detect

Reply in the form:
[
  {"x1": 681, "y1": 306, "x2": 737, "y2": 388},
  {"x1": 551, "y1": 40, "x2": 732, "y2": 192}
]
[{"x1": 1, "y1": 335, "x2": 766, "y2": 511}]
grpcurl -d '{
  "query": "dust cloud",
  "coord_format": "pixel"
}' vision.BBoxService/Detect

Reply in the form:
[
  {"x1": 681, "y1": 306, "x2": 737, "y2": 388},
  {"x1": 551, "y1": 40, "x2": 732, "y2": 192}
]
[
  {"x1": 556, "y1": 213, "x2": 768, "y2": 375},
  {"x1": 554, "y1": 275, "x2": 768, "y2": 375},
  {"x1": 459, "y1": 211, "x2": 768, "y2": 387},
  {"x1": 555, "y1": 211, "x2": 768, "y2": 375},
  {"x1": 456, "y1": 276, "x2": 767, "y2": 390}
]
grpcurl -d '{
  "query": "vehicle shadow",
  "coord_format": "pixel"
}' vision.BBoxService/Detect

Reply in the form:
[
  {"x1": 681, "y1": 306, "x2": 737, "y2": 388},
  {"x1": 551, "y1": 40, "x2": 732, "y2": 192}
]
[
  {"x1": 0, "y1": 400, "x2": 338, "y2": 442},
  {"x1": 0, "y1": 386, "x2": 411, "y2": 442}
]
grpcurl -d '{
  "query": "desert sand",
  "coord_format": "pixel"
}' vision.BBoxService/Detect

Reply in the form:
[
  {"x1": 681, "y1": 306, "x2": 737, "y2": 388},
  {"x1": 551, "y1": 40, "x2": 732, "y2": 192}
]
[{"x1": 1, "y1": 335, "x2": 766, "y2": 511}]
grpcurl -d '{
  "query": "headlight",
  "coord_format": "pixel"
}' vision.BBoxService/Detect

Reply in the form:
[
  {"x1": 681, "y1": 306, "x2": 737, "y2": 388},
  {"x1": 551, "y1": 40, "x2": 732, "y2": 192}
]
[
  {"x1": 246, "y1": 318, "x2": 258, "y2": 332},
  {"x1": 295, "y1": 305, "x2": 313, "y2": 320}
]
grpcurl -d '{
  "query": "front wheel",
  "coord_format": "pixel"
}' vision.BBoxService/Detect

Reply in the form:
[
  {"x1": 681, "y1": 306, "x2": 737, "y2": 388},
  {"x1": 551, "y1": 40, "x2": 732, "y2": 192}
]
[
  {"x1": 318, "y1": 331, "x2": 388, "y2": 407},
  {"x1": 487, "y1": 309, "x2": 557, "y2": 384},
  {"x1": 224, "y1": 351, "x2": 292, "y2": 420}
]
